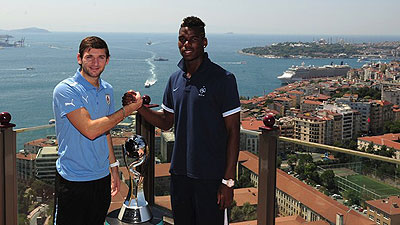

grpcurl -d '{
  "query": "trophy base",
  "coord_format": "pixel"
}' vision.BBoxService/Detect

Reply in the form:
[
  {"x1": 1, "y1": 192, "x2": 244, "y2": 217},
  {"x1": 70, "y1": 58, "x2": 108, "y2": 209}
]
[
  {"x1": 118, "y1": 203, "x2": 153, "y2": 224},
  {"x1": 106, "y1": 205, "x2": 166, "y2": 225}
]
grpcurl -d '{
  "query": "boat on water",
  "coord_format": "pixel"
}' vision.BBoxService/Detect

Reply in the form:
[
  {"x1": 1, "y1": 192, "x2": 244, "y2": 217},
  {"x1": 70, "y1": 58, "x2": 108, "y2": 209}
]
[
  {"x1": 154, "y1": 57, "x2": 168, "y2": 61},
  {"x1": 277, "y1": 62, "x2": 351, "y2": 84},
  {"x1": 147, "y1": 40, "x2": 152, "y2": 45},
  {"x1": 49, "y1": 119, "x2": 55, "y2": 124},
  {"x1": 144, "y1": 80, "x2": 156, "y2": 88},
  {"x1": 26, "y1": 67, "x2": 34, "y2": 70}
]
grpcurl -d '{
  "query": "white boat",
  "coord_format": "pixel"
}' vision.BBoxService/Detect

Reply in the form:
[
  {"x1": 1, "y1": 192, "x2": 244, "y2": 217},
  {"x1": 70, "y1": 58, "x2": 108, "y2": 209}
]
[
  {"x1": 277, "y1": 62, "x2": 351, "y2": 84},
  {"x1": 144, "y1": 79, "x2": 156, "y2": 88}
]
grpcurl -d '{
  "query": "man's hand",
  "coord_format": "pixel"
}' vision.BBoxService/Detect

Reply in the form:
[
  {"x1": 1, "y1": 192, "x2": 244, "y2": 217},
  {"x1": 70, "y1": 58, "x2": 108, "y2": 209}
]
[
  {"x1": 122, "y1": 90, "x2": 143, "y2": 114},
  {"x1": 110, "y1": 166, "x2": 121, "y2": 197},
  {"x1": 217, "y1": 184, "x2": 233, "y2": 209}
]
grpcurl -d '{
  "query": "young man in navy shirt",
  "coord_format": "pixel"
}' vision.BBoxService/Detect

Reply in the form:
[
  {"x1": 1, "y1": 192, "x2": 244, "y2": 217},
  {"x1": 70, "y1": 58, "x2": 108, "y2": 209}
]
[
  {"x1": 53, "y1": 36, "x2": 143, "y2": 224},
  {"x1": 124, "y1": 16, "x2": 240, "y2": 224}
]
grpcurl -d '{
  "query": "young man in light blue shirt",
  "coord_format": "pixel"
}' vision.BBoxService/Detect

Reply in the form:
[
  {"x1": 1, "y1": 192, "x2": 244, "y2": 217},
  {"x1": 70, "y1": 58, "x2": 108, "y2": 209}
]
[{"x1": 52, "y1": 36, "x2": 142, "y2": 225}]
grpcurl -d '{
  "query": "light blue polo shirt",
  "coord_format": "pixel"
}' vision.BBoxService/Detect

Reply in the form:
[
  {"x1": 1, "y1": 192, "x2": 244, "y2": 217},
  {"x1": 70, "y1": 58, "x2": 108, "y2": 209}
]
[{"x1": 53, "y1": 68, "x2": 115, "y2": 181}]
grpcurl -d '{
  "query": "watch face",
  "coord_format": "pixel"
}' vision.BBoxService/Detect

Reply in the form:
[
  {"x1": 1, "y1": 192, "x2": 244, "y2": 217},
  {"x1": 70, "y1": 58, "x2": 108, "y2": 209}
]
[{"x1": 223, "y1": 179, "x2": 234, "y2": 187}]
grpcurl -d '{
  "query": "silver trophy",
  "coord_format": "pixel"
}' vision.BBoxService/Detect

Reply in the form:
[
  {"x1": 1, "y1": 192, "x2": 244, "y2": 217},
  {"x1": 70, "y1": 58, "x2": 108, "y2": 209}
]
[{"x1": 118, "y1": 135, "x2": 153, "y2": 223}]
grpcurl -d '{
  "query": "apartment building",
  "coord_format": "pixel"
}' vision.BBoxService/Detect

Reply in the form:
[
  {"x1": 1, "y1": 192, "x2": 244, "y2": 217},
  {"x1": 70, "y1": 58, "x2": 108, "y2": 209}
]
[
  {"x1": 370, "y1": 100, "x2": 394, "y2": 135},
  {"x1": 365, "y1": 196, "x2": 400, "y2": 225},
  {"x1": 23, "y1": 136, "x2": 57, "y2": 154},
  {"x1": 301, "y1": 100, "x2": 323, "y2": 112},
  {"x1": 336, "y1": 99, "x2": 371, "y2": 134},
  {"x1": 241, "y1": 118, "x2": 264, "y2": 154},
  {"x1": 277, "y1": 117, "x2": 295, "y2": 154},
  {"x1": 35, "y1": 146, "x2": 58, "y2": 182},
  {"x1": 322, "y1": 103, "x2": 355, "y2": 140},
  {"x1": 382, "y1": 85, "x2": 400, "y2": 106},
  {"x1": 16, "y1": 152, "x2": 36, "y2": 180},
  {"x1": 160, "y1": 131, "x2": 175, "y2": 163},
  {"x1": 357, "y1": 133, "x2": 400, "y2": 159},
  {"x1": 294, "y1": 114, "x2": 325, "y2": 144},
  {"x1": 111, "y1": 137, "x2": 128, "y2": 166},
  {"x1": 316, "y1": 111, "x2": 342, "y2": 145}
]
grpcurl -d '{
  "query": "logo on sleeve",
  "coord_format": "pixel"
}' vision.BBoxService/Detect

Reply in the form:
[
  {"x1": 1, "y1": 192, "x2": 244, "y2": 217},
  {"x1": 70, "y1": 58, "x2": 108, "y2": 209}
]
[
  {"x1": 198, "y1": 86, "x2": 206, "y2": 97},
  {"x1": 105, "y1": 94, "x2": 111, "y2": 105},
  {"x1": 65, "y1": 99, "x2": 75, "y2": 107},
  {"x1": 82, "y1": 95, "x2": 89, "y2": 103}
]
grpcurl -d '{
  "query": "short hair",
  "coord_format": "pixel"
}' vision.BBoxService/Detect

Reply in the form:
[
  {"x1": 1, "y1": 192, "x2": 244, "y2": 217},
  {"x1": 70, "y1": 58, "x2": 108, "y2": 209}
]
[
  {"x1": 181, "y1": 16, "x2": 206, "y2": 37},
  {"x1": 78, "y1": 36, "x2": 110, "y2": 59}
]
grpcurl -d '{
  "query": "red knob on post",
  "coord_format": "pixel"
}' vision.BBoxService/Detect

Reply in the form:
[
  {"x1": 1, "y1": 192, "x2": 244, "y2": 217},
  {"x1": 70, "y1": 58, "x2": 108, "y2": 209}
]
[
  {"x1": 263, "y1": 114, "x2": 275, "y2": 129},
  {"x1": 142, "y1": 95, "x2": 151, "y2": 105},
  {"x1": 0, "y1": 112, "x2": 16, "y2": 128}
]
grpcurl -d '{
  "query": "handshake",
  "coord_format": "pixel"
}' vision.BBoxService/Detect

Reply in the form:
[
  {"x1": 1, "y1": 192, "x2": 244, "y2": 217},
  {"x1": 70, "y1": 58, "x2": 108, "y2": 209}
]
[{"x1": 121, "y1": 90, "x2": 151, "y2": 116}]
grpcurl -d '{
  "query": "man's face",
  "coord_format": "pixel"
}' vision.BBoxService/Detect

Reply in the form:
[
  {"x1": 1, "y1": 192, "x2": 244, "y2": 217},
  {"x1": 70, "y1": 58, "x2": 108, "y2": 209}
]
[
  {"x1": 178, "y1": 27, "x2": 207, "y2": 62},
  {"x1": 77, "y1": 48, "x2": 109, "y2": 78}
]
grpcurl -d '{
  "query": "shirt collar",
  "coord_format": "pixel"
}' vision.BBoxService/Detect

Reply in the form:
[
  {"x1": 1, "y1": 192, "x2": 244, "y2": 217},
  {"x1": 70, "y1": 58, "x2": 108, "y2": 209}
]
[
  {"x1": 177, "y1": 52, "x2": 211, "y2": 81},
  {"x1": 73, "y1": 68, "x2": 107, "y2": 91}
]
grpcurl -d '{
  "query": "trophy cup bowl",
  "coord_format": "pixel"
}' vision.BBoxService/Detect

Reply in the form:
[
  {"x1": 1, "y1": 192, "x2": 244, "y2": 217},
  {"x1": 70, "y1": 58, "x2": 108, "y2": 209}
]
[{"x1": 118, "y1": 135, "x2": 153, "y2": 223}]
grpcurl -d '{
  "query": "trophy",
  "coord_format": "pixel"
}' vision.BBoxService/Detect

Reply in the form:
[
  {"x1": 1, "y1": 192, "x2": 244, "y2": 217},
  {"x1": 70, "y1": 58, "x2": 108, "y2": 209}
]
[{"x1": 118, "y1": 134, "x2": 153, "y2": 223}]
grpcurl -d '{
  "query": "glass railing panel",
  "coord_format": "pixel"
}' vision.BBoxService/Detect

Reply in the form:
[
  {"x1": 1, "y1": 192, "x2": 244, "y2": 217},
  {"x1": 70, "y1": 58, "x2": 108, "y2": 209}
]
[
  {"x1": 275, "y1": 137, "x2": 400, "y2": 225},
  {"x1": 15, "y1": 125, "x2": 56, "y2": 225}
]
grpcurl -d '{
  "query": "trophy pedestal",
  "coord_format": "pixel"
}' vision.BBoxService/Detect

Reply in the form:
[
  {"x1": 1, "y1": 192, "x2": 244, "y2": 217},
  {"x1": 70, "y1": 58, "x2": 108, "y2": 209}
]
[
  {"x1": 106, "y1": 206, "x2": 165, "y2": 225},
  {"x1": 118, "y1": 202, "x2": 152, "y2": 223}
]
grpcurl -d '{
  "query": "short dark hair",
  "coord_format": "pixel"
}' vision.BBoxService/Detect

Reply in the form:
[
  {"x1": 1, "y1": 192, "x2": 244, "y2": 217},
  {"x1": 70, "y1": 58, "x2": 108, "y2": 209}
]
[
  {"x1": 79, "y1": 36, "x2": 110, "y2": 59},
  {"x1": 181, "y1": 16, "x2": 206, "y2": 37}
]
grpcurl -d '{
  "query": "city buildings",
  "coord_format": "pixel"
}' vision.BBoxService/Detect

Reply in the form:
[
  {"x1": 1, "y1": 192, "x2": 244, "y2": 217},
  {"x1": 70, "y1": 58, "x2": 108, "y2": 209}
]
[
  {"x1": 357, "y1": 133, "x2": 400, "y2": 159},
  {"x1": 35, "y1": 146, "x2": 58, "y2": 182},
  {"x1": 365, "y1": 196, "x2": 400, "y2": 225},
  {"x1": 237, "y1": 151, "x2": 375, "y2": 225}
]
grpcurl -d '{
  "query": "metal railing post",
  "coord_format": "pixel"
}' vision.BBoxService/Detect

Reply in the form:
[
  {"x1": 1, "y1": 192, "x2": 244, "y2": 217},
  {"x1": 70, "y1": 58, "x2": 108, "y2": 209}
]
[
  {"x1": 0, "y1": 112, "x2": 17, "y2": 225},
  {"x1": 135, "y1": 102, "x2": 158, "y2": 206},
  {"x1": 257, "y1": 115, "x2": 279, "y2": 225}
]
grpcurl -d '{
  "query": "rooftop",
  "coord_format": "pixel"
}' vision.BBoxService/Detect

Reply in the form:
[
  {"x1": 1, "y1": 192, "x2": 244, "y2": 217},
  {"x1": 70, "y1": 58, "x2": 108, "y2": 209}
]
[{"x1": 366, "y1": 195, "x2": 400, "y2": 215}]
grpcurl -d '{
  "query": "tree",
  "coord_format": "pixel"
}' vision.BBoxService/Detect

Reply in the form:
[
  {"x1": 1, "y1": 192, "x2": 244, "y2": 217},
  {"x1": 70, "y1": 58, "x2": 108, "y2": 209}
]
[
  {"x1": 320, "y1": 170, "x2": 337, "y2": 192},
  {"x1": 230, "y1": 201, "x2": 257, "y2": 222},
  {"x1": 276, "y1": 156, "x2": 282, "y2": 169},
  {"x1": 344, "y1": 190, "x2": 361, "y2": 206},
  {"x1": 287, "y1": 154, "x2": 297, "y2": 171},
  {"x1": 236, "y1": 169, "x2": 254, "y2": 188}
]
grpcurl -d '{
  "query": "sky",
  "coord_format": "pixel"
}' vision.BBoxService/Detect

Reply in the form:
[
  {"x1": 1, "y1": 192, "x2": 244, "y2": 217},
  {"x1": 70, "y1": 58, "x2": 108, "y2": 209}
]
[{"x1": 1, "y1": 0, "x2": 400, "y2": 35}]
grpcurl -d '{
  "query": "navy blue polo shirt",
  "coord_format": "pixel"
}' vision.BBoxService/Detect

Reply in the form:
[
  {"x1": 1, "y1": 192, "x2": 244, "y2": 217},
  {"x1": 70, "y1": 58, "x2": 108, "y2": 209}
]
[
  {"x1": 53, "y1": 69, "x2": 115, "y2": 181},
  {"x1": 161, "y1": 53, "x2": 240, "y2": 179}
]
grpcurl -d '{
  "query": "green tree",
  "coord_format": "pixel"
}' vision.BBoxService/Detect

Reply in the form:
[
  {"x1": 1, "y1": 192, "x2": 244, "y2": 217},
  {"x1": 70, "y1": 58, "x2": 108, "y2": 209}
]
[
  {"x1": 287, "y1": 154, "x2": 297, "y2": 171},
  {"x1": 236, "y1": 169, "x2": 254, "y2": 188},
  {"x1": 344, "y1": 190, "x2": 361, "y2": 206},
  {"x1": 276, "y1": 156, "x2": 282, "y2": 169},
  {"x1": 320, "y1": 170, "x2": 337, "y2": 192}
]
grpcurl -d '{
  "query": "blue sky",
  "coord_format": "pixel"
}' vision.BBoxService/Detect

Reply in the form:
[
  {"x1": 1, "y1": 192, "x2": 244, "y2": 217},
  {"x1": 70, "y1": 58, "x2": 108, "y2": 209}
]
[{"x1": 1, "y1": 0, "x2": 400, "y2": 35}]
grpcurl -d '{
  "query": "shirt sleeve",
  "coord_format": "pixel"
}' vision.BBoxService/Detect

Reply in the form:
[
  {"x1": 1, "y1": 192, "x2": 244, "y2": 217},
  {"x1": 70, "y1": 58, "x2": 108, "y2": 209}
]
[
  {"x1": 221, "y1": 74, "x2": 241, "y2": 117},
  {"x1": 53, "y1": 82, "x2": 84, "y2": 118},
  {"x1": 161, "y1": 76, "x2": 174, "y2": 113}
]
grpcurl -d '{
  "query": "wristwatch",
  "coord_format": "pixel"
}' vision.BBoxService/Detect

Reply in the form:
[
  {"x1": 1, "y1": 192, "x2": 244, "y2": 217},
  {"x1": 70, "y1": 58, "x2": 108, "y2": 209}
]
[{"x1": 222, "y1": 178, "x2": 235, "y2": 188}]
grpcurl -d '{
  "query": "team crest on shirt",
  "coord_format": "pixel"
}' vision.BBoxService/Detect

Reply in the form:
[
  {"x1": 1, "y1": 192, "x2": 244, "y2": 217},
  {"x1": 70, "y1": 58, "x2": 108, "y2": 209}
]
[
  {"x1": 199, "y1": 86, "x2": 206, "y2": 97},
  {"x1": 105, "y1": 94, "x2": 111, "y2": 105}
]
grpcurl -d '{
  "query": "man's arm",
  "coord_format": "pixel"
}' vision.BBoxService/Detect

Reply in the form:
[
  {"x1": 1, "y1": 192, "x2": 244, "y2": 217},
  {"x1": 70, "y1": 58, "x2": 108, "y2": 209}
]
[
  {"x1": 137, "y1": 106, "x2": 174, "y2": 130},
  {"x1": 107, "y1": 133, "x2": 120, "y2": 196},
  {"x1": 217, "y1": 112, "x2": 240, "y2": 209},
  {"x1": 66, "y1": 93, "x2": 143, "y2": 140},
  {"x1": 122, "y1": 91, "x2": 174, "y2": 130}
]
